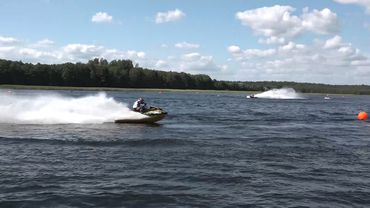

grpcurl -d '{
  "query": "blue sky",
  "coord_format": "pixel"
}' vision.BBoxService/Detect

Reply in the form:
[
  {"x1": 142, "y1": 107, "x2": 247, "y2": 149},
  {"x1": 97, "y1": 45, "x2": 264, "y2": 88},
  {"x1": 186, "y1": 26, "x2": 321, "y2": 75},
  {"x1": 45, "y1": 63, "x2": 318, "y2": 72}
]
[{"x1": 0, "y1": 0, "x2": 370, "y2": 84}]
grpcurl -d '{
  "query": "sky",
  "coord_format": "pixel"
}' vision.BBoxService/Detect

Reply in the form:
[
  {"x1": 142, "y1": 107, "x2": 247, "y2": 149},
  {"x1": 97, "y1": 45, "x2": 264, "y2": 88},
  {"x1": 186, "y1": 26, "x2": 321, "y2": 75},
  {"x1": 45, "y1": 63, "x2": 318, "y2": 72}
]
[{"x1": 0, "y1": 0, "x2": 370, "y2": 84}]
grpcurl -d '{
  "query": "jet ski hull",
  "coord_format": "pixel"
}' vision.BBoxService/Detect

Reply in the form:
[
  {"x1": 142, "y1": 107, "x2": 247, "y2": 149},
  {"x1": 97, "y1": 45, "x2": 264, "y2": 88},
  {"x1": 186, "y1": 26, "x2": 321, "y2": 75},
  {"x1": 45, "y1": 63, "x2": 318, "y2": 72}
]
[
  {"x1": 114, "y1": 114, "x2": 166, "y2": 124},
  {"x1": 114, "y1": 107, "x2": 167, "y2": 124}
]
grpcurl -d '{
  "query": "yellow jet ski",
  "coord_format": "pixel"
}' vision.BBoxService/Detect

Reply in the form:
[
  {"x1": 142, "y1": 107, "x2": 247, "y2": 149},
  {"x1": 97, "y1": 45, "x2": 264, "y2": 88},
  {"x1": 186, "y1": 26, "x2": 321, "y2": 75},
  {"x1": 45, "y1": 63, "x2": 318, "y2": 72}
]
[{"x1": 114, "y1": 107, "x2": 167, "y2": 124}]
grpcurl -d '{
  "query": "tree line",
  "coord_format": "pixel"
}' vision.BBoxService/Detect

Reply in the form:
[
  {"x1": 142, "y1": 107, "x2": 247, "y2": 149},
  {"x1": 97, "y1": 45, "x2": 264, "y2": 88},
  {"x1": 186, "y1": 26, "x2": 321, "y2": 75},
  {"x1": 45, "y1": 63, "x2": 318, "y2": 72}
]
[{"x1": 1, "y1": 58, "x2": 370, "y2": 94}]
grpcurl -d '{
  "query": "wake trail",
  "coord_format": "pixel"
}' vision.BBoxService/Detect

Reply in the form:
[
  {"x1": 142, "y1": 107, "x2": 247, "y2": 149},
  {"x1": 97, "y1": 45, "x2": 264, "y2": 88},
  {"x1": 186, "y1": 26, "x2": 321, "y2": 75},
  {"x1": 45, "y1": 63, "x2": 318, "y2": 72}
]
[
  {"x1": 254, "y1": 88, "x2": 305, "y2": 99},
  {"x1": 0, "y1": 91, "x2": 146, "y2": 124}
]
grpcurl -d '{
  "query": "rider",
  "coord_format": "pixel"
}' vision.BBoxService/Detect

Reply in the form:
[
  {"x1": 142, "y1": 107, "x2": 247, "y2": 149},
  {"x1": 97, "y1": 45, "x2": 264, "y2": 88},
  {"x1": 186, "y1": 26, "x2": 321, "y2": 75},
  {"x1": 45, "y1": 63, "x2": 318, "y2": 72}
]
[{"x1": 133, "y1": 98, "x2": 147, "y2": 112}]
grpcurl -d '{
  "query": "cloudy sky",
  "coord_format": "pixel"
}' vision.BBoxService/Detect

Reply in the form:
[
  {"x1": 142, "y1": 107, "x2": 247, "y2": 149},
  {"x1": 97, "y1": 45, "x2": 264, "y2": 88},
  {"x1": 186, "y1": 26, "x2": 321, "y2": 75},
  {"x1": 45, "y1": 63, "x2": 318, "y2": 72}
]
[{"x1": 0, "y1": 0, "x2": 370, "y2": 84}]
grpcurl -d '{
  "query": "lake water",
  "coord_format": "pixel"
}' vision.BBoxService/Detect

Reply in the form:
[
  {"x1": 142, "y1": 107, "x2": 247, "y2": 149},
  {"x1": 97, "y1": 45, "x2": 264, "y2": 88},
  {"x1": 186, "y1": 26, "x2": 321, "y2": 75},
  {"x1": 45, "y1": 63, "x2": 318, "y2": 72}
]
[{"x1": 0, "y1": 89, "x2": 370, "y2": 207}]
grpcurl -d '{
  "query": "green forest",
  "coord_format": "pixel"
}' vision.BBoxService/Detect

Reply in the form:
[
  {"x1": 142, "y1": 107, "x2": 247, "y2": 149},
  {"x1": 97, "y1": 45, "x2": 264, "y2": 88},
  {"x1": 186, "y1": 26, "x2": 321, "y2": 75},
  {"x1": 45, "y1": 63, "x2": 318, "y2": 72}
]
[{"x1": 1, "y1": 58, "x2": 370, "y2": 94}]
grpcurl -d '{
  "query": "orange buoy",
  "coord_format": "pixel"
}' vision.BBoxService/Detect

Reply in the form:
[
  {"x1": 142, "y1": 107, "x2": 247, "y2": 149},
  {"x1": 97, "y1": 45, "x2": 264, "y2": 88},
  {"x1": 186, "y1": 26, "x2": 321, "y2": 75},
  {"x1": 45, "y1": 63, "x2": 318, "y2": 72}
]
[{"x1": 358, "y1": 111, "x2": 368, "y2": 120}]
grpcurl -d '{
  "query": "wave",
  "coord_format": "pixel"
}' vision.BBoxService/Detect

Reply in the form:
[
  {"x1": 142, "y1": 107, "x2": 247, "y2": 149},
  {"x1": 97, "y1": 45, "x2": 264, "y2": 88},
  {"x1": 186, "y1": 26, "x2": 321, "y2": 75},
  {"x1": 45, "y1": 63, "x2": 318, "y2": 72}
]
[
  {"x1": 0, "y1": 92, "x2": 146, "y2": 124},
  {"x1": 253, "y1": 88, "x2": 304, "y2": 99}
]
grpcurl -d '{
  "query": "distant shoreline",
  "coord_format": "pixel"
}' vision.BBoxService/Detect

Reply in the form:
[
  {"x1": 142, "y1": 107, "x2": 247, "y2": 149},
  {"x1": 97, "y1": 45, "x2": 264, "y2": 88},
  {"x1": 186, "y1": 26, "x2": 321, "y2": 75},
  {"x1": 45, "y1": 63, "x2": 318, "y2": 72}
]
[
  {"x1": 1, "y1": 58, "x2": 370, "y2": 95},
  {"x1": 0, "y1": 84, "x2": 254, "y2": 94},
  {"x1": 0, "y1": 84, "x2": 364, "y2": 96}
]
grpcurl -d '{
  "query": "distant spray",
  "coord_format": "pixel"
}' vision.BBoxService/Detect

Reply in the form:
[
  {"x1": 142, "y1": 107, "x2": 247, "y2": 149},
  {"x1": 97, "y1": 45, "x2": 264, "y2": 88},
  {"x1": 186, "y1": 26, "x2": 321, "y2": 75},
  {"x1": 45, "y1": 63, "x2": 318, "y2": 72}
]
[
  {"x1": 254, "y1": 88, "x2": 304, "y2": 99},
  {"x1": 0, "y1": 91, "x2": 146, "y2": 124}
]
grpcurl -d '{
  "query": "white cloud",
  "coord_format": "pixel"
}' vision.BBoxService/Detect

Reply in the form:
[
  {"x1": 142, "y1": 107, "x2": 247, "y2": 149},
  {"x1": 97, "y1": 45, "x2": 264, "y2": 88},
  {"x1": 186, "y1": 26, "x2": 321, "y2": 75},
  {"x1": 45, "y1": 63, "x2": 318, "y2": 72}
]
[
  {"x1": 19, "y1": 48, "x2": 60, "y2": 60},
  {"x1": 0, "y1": 36, "x2": 61, "y2": 63},
  {"x1": 146, "y1": 52, "x2": 224, "y2": 76},
  {"x1": 235, "y1": 5, "x2": 339, "y2": 43},
  {"x1": 259, "y1": 37, "x2": 286, "y2": 45},
  {"x1": 155, "y1": 60, "x2": 169, "y2": 68},
  {"x1": 227, "y1": 36, "x2": 370, "y2": 84},
  {"x1": 323, "y1": 35, "x2": 343, "y2": 49},
  {"x1": 0, "y1": 36, "x2": 20, "y2": 45},
  {"x1": 0, "y1": 46, "x2": 15, "y2": 53},
  {"x1": 63, "y1": 44, "x2": 114, "y2": 62},
  {"x1": 175, "y1": 42, "x2": 200, "y2": 49},
  {"x1": 62, "y1": 45, "x2": 146, "y2": 62},
  {"x1": 33, "y1": 39, "x2": 54, "y2": 48},
  {"x1": 19, "y1": 48, "x2": 42, "y2": 57},
  {"x1": 182, "y1": 52, "x2": 202, "y2": 61},
  {"x1": 228, "y1": 46, "x2": 276, "y2": 60},
  {"x1": 91, "y1": 12, "x2": 113, "y2": 23},
  {"x1": 236, "y1": 5, "x2": 301, "y2": 38},
  {"x1": 276, "y1": 42, "x2": 305, "y2": 55},
  {"x1": 227, "y1": 45, "x2": 241, "y2": 53},
  {"x1": 155, "y1": 9, "x2": 185, "y2": 24},
  {"x1": 301, "y1": 8, "x2": 339, "y2": 34},
  {"x1": 0, "y1": 35, "x2": 221, "y2": 77},
  {"x1": 333, "y1": 0, "x2": 370, "y2": 13},
  {"x1": 0, "y1": 35, "x2": 147, "y2": 64},
  {"x1": 2, "y1": 34, "x2": 370, "y2": 84},
  {"x1": 178, "y1": 53, "x2": 221, "y2": 73},
  {"x1": 127, "y1": 50, "x2": 146, "y2": 59}
]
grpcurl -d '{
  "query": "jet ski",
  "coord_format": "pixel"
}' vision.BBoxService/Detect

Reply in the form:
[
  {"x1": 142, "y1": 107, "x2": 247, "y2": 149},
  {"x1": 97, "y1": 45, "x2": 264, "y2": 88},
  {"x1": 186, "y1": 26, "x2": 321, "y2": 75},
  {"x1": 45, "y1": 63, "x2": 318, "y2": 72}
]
[
  {"x1": 114, "y1": 107, "x2": 167, "y2": 124},
  {"x1": 246, "y1": 94, "x2": 257, "y2": 99}
]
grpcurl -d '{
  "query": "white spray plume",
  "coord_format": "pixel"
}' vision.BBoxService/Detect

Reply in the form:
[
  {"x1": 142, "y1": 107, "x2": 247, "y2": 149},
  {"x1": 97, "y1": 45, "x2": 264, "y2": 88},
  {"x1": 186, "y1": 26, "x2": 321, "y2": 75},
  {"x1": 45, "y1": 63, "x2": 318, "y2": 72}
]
[
  {"x1": 254, "y1": 88, "x2": 304, "y2": 99},
  {"x1": 0, "y1": 91, "x2": 146, "y2": 124}
]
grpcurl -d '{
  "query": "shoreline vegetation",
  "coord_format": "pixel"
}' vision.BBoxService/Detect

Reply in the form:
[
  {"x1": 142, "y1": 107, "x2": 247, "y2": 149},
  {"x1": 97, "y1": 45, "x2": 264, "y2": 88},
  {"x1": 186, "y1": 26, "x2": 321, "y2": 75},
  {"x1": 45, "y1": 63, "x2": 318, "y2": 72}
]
[
  {"x1": 1, "y1": 58, "x2": 370, "y2": 95},
  {"x1": 0, "y1": 84, "x2": 252, "y2": 93},
  {"x1": 0, "y1": 84, "x2": 364, "y2": 96}
]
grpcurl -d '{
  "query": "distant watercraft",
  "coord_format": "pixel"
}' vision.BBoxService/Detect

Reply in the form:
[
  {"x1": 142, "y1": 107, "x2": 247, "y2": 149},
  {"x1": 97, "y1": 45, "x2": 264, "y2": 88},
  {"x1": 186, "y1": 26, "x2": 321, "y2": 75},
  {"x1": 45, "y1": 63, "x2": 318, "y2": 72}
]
[
  {"x1": 246, "y1": 94, "x2": 257, "y2": 99},
  {"x1": 324, "y1": 95, "x2": 331, "y2": 100},
  {"x1": 246, "y1": 88, "x2": 304, "y2": 99},
  {"x1": 114, "y1": 107, "x2": 167, "y2": 124}
]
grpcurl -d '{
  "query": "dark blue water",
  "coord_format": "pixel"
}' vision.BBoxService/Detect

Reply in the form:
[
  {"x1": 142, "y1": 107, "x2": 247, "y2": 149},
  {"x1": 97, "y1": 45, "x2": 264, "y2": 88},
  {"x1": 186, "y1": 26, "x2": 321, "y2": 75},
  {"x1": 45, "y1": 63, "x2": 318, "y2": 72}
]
[{"x1": 1, "y1": 90, "x2": 370, "y2": 207}]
